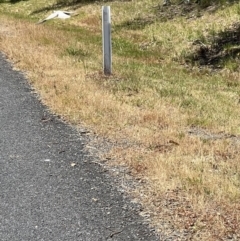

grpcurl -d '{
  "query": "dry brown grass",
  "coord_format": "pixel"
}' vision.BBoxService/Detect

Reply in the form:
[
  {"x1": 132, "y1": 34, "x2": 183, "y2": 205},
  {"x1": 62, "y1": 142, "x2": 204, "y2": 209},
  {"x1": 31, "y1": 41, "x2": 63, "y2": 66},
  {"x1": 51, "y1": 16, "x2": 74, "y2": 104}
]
[{"x1": 1, "y1": 0, "x2": 240, "y2": 239}]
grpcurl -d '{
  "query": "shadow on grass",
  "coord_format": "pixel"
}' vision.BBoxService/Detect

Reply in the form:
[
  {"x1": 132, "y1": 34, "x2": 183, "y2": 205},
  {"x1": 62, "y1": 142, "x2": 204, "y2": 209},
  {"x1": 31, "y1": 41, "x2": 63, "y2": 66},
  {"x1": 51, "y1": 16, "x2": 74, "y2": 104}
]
[
  {"x1": 184, "y1": 22, "x2": 240, "y2": 70},
  {"x1": 114, "y1": 17, "x2": 155, "y2": 31},
  {"x1": 154, "y1": 0, "x2": 238, "y2": 21},
  {"x1": 32, "y1": 0, "x2": 131, "y2": 14},
  {"x1": 113, "y1": 0, "x2": 239, "y2": 31},
  {"x1": 0, "y1": 0, "x2": 28, "y2": 3}
]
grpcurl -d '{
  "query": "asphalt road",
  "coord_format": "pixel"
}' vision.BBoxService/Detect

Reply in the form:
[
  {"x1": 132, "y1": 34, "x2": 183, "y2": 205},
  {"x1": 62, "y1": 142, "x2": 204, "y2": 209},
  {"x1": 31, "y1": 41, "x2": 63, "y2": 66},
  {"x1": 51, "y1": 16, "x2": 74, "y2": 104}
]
[{"x1": 0, "y1": 53, "x2": 160, "y2": 241}]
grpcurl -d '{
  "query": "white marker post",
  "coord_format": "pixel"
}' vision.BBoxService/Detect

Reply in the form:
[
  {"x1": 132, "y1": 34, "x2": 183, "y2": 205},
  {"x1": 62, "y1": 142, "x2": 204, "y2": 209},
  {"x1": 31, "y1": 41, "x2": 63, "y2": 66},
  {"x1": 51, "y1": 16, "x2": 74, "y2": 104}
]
[{"x1": 102, "y1": 6, "x2": 112, "y2": 75}]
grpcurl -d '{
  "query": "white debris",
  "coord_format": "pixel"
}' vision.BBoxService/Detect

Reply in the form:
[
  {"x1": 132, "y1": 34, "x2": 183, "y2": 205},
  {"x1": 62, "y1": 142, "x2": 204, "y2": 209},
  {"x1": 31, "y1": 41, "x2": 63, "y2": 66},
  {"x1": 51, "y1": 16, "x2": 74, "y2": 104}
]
[{"x1": 37, "y1": 10, "x2": 76, "y2": 24}]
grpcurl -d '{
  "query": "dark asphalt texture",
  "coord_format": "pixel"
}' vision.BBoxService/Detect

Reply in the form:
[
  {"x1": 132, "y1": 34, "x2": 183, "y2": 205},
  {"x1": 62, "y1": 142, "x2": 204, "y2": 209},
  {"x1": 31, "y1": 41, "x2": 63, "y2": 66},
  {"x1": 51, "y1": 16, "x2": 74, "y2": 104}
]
[{"x1": 0, "y1": 53, "x2": 160, "y2": 241}]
